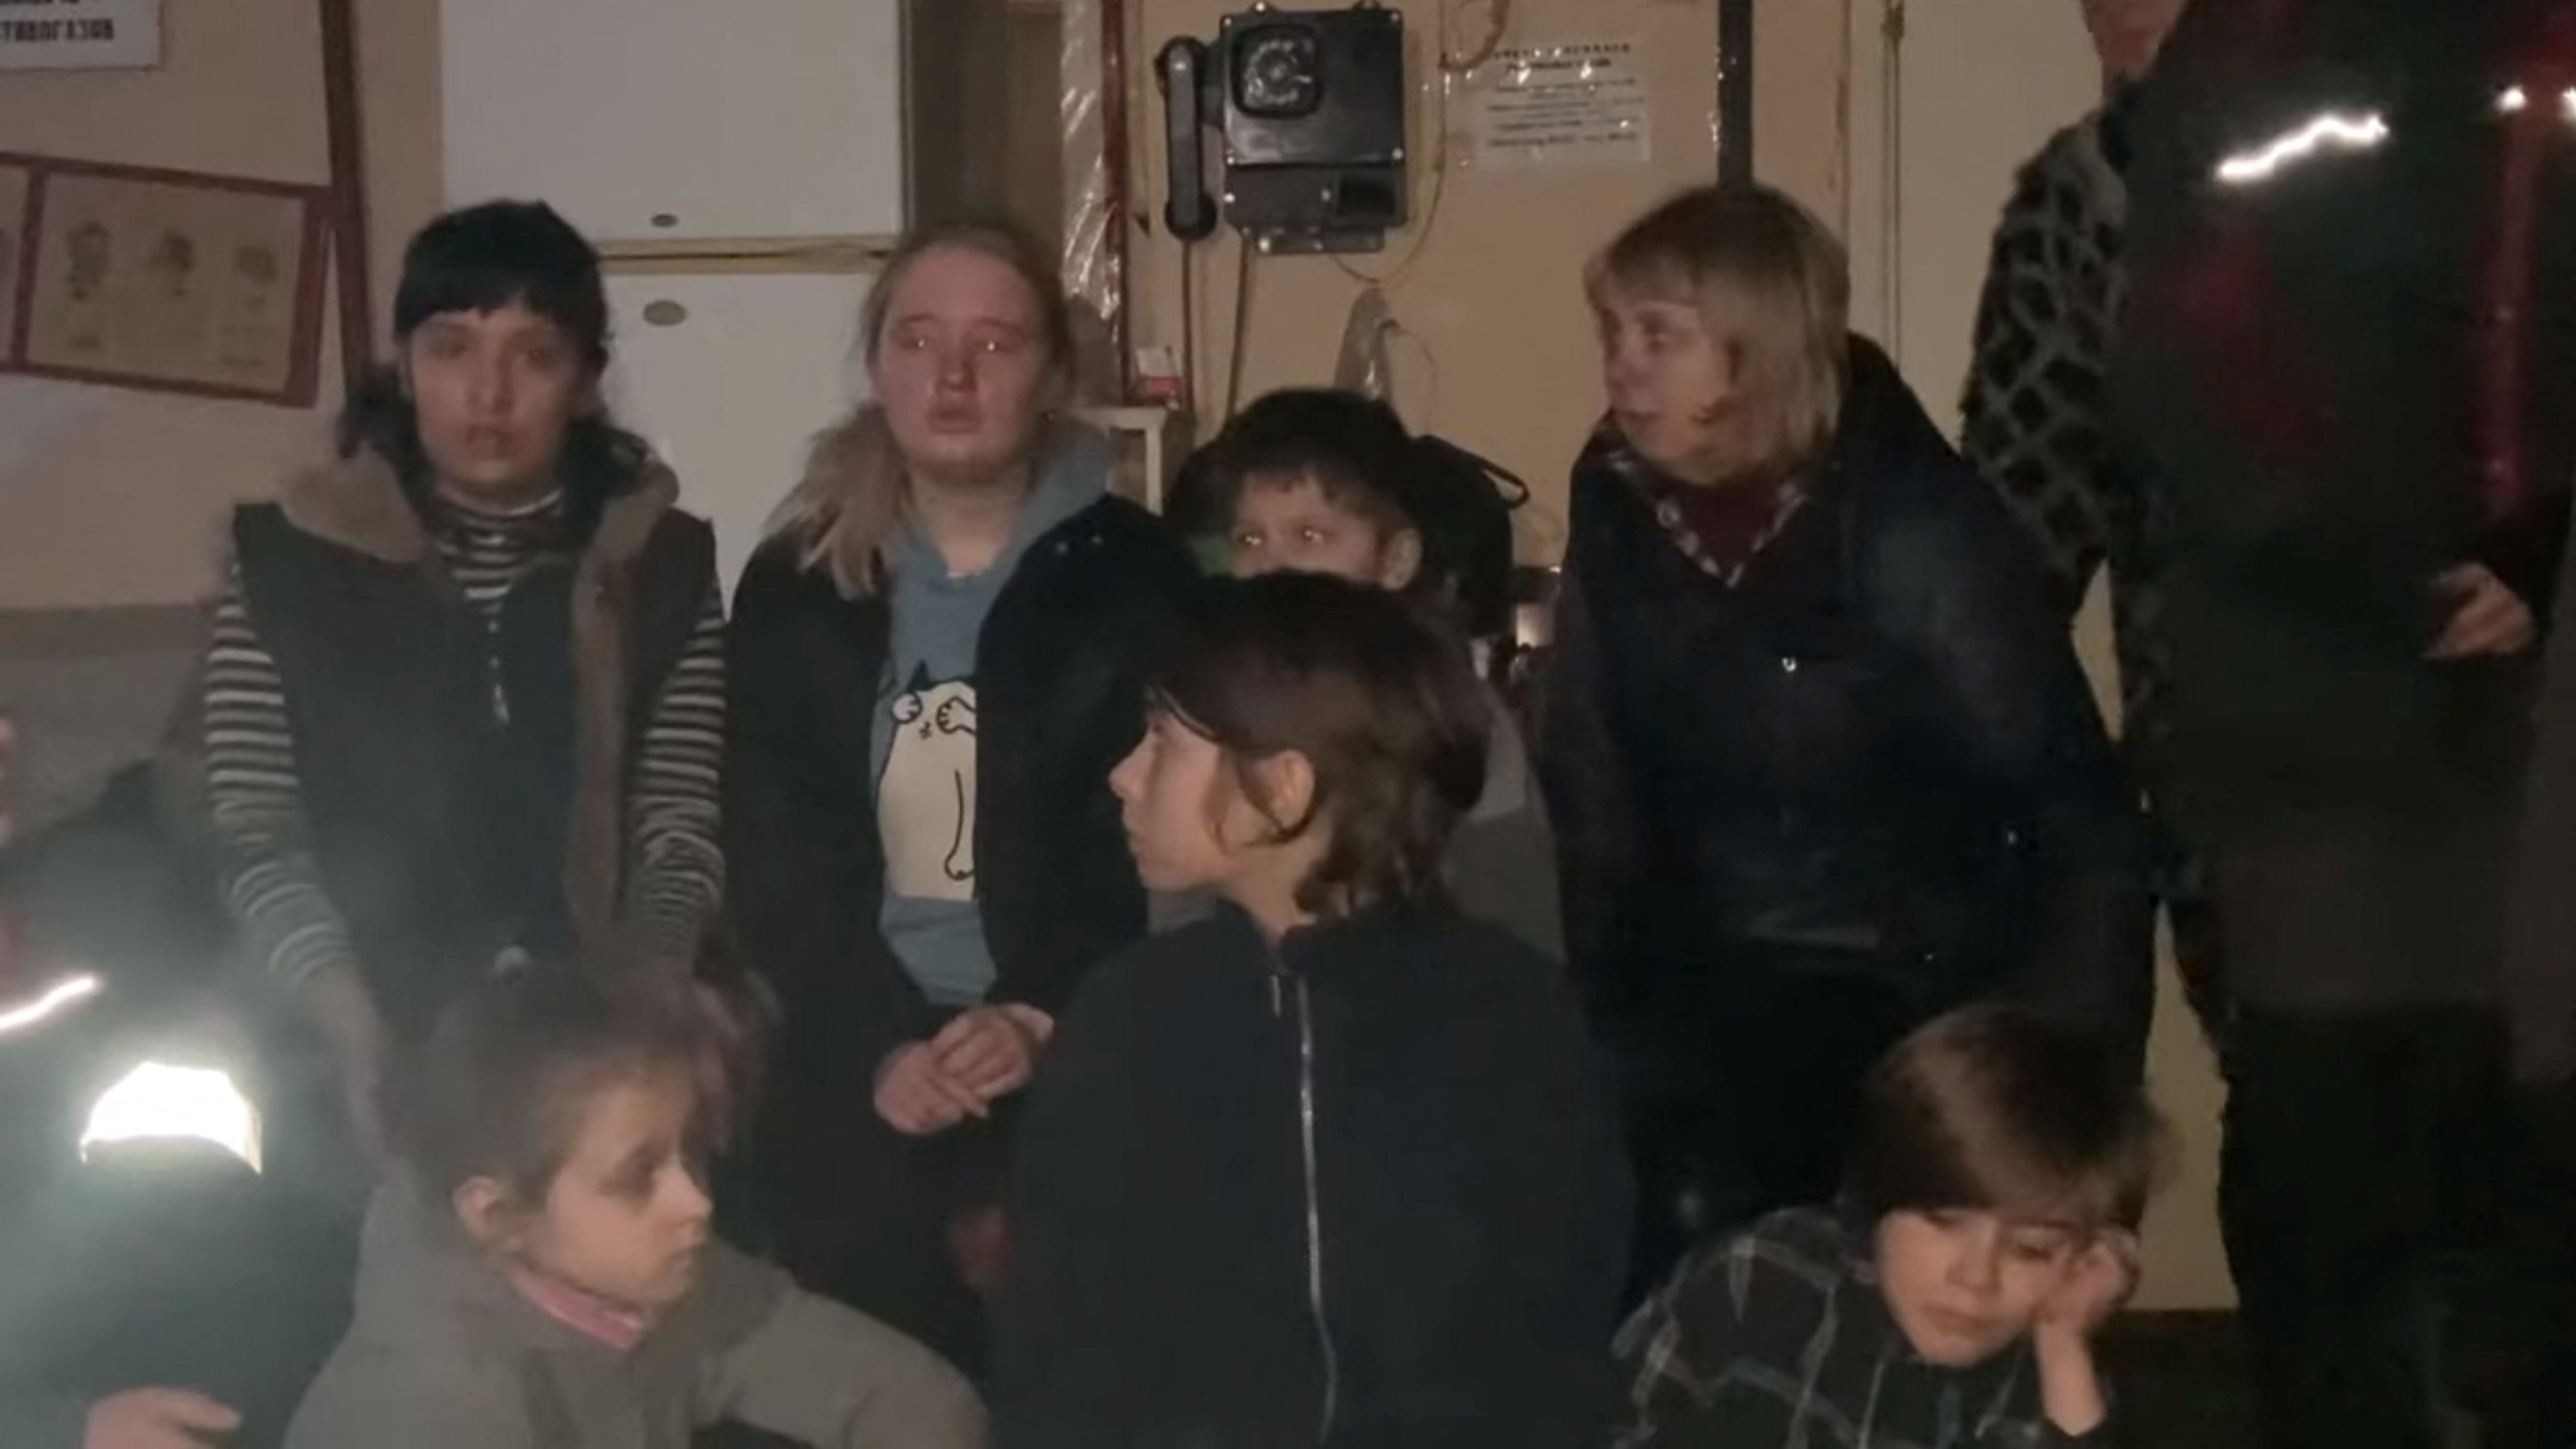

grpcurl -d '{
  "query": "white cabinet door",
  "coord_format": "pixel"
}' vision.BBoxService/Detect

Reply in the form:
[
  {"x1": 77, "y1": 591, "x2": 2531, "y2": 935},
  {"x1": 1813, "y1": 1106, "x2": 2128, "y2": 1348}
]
[
  {"x1": 602, "y1": 273, "x2": 873, "y2": 598},
  {"x1": 443, "y1": 0, "x2": 905, "y2": 243}
]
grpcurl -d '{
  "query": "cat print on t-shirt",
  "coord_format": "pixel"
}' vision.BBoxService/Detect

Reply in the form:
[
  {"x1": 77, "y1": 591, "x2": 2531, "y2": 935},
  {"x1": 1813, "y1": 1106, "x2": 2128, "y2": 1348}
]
[{"x1": 879, "y1": 666, "x2": 978, "y2": 901}]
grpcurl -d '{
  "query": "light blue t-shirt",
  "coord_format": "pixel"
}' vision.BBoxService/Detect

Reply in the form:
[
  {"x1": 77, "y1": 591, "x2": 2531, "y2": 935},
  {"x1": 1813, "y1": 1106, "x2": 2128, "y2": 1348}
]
[{"x1": 872, "y1": 440, "x2": 1112, "y2": 1005}]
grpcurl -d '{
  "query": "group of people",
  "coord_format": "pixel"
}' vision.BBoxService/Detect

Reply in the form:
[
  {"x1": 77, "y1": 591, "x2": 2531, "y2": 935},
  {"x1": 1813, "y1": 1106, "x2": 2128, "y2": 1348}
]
[{"x1": 14, "y1": 0, "x2": 2576, "y2": 1443}]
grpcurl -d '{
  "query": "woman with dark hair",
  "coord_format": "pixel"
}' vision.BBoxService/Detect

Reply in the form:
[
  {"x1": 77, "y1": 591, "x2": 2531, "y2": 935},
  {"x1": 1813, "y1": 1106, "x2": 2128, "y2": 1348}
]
[
  {"x1": 725, "y1": 217, "x2": 1194, "y2": 1371},
  {"x1": 198, "y1": 200, "x2": 725, "y2": 1179},
  {"x1": 1543, "y1": 184, "x2": 2150, "y2": 1299}
]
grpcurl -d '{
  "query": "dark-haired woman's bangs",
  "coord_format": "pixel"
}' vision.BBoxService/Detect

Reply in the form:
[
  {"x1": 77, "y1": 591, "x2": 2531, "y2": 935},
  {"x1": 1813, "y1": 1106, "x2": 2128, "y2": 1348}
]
[{"x1": 395, "y1": 259, "x2": 600, "y2": 353}]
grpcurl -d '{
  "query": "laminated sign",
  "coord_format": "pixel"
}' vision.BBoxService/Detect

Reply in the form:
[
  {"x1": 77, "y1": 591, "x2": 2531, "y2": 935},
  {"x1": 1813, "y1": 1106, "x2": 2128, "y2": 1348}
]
[
  {"x1": 1464, "y1": 40, "x2": 1652, "y2": 172},
  {"x1": 0, "y1": 0, "x2": 160, "y2": 71}
]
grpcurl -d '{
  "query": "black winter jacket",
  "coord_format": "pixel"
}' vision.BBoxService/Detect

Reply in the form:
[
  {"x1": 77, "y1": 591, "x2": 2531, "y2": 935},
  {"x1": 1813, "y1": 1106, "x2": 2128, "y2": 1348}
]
[
  {"x1": 723, "y1": 497, "x2": 1195, "y2": 1201},
  {"x1": 1540, "y1": 338, "x2": 2151, "y2": 1085},
  {"x1": 2108, "y1": 0, "x2": 2575, "y2": 849},
  {"x1": 995, "y1": 905, "x2": 1632, "y2": 1449}
]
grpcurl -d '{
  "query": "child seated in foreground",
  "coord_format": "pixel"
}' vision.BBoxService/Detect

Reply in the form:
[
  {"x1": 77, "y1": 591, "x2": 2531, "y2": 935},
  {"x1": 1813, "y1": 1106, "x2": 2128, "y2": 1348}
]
[
  {"x1": 1182, "y1": 388, "x2": 1562, "y2": 958},
  {"x1": 1612, "y1": 1004, "x2": 2167, "y2": 1448},
  {"x1": 285, "y1": 963, "x2": 983, "y2": 1449},
  {"x1": 994, "y1": 571, "x2": 1629, "y2": 1447}
]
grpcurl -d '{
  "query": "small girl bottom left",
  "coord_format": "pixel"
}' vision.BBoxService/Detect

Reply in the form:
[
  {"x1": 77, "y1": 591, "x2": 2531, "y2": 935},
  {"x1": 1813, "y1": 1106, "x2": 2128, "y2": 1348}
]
[{"x1": 283, "y1": 960, "x2": 986, "y2": 1449}]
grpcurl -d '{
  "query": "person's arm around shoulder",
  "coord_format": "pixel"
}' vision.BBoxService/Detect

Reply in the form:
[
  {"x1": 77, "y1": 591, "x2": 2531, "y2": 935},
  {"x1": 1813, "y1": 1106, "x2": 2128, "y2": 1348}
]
[{"x1": 693, "y1": 1277, "x2": 984, "y2": 1448}]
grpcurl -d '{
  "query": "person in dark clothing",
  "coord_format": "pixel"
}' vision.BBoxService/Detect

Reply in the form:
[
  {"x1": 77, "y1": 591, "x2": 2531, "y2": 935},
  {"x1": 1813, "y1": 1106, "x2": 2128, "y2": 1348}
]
[
  {"x1": 2111, "y1": 3, "x2": 2576, "y2": 1444},
  {"x1": 995, "y1": 572, "x2": 1631, "y2": 1449},
  {"x1": 1540, "y1": 184, "x2": 2151, "y2": 1301},
  {"x1": 190, "y1": 201, "x2": 726, "y2": 1188},
  {"x1": 1958, "y1": 0, "x2": 2234, "y2": 1063},
  {"x1": 1613, "y1": 1005, "x2": 2166, "y2": 1449},
  {"x1": 725, "y1": 218, "x2": 1196, "y2": 1374}
]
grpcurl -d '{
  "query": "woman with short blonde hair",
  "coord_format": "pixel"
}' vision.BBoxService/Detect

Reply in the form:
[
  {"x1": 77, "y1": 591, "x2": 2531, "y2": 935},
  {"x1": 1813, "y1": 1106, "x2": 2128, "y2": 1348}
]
[
  {"x1": 725, "y1": 217, "x2": 1195, "y2": 1371},
  {"x1": 1538, "y1": 183, "x2": 2151, "y2": 1299},
  {"x1": 1580, "y1": 183, "x2": 1853, "y2": 485}
]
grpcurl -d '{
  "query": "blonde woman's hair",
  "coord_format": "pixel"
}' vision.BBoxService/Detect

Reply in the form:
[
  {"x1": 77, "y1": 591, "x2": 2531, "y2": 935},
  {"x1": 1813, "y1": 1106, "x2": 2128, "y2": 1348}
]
[
  {"x1": 1586, "y1": 183, "x2": 1852, "y2": 481},
  {"x1": 768, "y1": 217, "x2": 1080, "y2": 597}
]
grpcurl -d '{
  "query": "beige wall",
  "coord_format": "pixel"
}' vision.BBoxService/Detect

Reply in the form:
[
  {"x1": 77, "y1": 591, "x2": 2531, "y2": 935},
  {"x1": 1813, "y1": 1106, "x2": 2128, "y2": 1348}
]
[{"x1": 0, "y1": 0, "x2": 442, "y2": 610}]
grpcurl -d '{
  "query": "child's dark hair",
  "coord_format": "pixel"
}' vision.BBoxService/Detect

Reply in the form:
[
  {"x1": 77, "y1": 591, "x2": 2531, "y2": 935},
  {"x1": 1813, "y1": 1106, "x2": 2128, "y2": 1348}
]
[
  {"x1": 1845, "y1": 1005, "x2": 2169, "y2": 1234},
  {"x1": 1175, "y1": 388, "x2": 1524, "y2": 639},
  {"x1": 389, "y1": 960, "x2": 708, "y2": 1209},
  {"x1": 1187, "y1": 389, "x2": 1420, "y2": 542},
  {"x1": 336, "y1": 199, "x2": 653, "y2": 541},
  {"x1": 1150, "y1": 572, "x2": 1490, "y2": 914}
]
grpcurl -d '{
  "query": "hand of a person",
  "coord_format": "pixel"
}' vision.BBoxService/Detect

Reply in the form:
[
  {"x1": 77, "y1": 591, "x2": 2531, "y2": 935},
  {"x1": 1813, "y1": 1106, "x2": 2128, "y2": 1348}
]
[
  {"x1": 2034, "y1": 1228, "x2": 2140, "y2": 1347},
  {"x1": 931, "y1": 1004, "x2": 1051, "y2": 1102},
  {"x1": 305, "y1": 970, "x2": 387, "y2": 1172},
  {"x1": 2429, "y1": 563, "x2": 2537, "y2": 660},
  {"x1": 873, "y1": 1040, "x2": 984, "y2": 1136},
  {"x1": 85, "y1": 1387, "x2": 240, "y2": 1448}
]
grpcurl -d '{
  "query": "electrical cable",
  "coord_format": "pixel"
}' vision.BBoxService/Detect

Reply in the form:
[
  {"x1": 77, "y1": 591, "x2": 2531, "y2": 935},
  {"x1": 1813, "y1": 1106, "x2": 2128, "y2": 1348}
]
[
  {"x1": 1330, "y1": 0, "x2": 1487, "y2": 289},
  {"x1": 1224, "y1": 227, "x2": 1255, "y2": 421},
  {"x1": 1180, "y1": 235, "x2": 1200, "y2": 416}
]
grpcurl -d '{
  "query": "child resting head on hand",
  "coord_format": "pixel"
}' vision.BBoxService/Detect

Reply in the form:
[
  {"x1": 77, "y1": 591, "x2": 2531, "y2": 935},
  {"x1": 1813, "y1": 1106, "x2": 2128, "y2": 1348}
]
[{"x1": 1614, "y1": 1004, "x2": 2170, "y2": 1448}]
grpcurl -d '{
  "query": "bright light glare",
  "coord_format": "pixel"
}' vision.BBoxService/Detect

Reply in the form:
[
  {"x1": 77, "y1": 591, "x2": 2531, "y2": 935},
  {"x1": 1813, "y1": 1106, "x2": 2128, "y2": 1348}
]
[
  {"x1": 2562, "y1": 88, "x2": 2576, "y2": 124},
  {"x1": 2215, "y1": 111, "x2": 2390, "y2": 185},
  {"x1": 80, "y1": 1061, "x2": 262, "y2": 1173},
  {"x1": 0, "y1": 973, "x2": 101, "y2": 1036},
  {"x1": 2501, "y1": 85, "x2": 2530, "y2": 113}
]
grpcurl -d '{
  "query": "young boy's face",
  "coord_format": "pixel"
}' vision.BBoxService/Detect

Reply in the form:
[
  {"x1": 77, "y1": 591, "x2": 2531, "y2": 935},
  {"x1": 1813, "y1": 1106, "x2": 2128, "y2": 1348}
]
[
  {"x1": 1874, "y1": 1209, "x2": 2084, "y2": 1367},
  {"x1": 1229, "y1": 472, "x2": 1420, "y2": 591}
]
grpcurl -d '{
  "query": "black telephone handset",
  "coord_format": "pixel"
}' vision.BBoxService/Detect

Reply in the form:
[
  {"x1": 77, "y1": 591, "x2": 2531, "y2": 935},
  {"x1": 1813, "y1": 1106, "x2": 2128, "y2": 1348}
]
[{"x1": 1156, "y1": 37, "x2": 1220, "y2": 243}]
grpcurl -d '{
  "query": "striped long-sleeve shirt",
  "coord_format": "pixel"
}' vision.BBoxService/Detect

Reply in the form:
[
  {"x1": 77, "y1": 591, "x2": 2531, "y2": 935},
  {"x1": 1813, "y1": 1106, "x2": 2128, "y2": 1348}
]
[{"x1": 204, "y1": 497, "x2": 727, "y2": 994}]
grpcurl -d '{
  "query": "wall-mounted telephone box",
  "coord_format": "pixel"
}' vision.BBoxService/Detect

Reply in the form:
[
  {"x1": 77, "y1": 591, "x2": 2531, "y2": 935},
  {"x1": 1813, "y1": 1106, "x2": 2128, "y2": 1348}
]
[{"x1": 1162, "y1": 4, "x2": 1409, "y2": 255}]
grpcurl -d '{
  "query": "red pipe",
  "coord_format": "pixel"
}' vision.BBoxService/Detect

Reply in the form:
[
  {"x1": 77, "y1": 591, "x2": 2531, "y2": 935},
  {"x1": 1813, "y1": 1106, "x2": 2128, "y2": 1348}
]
[{"x1": 1100, "y1": 0, "x2": 1135, "y2": 402}]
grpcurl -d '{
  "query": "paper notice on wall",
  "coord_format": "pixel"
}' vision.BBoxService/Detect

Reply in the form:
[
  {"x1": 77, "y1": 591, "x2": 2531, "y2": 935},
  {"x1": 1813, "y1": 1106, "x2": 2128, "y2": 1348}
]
[
  {"x1": 1462, "y1": 40, "x2": 1652, "y2": 172},
  {"x1": 0, "y1": 0, "x2": 161, "y2": 71}
]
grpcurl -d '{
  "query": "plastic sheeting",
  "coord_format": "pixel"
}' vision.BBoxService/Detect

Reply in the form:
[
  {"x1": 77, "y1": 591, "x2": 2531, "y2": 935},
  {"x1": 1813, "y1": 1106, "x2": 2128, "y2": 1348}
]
[{"x1": 1059, "y1": 0, "x2": 1126, "y2": 403}]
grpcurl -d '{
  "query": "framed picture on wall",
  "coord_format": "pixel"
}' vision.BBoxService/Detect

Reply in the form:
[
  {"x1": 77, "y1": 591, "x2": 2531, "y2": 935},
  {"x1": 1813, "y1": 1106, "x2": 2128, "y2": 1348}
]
[
  {"x1": 0, "y1": 161, "x2": 29, "y2": 357},
  {"x1": 1, "y1": 153, "x2": 329, "y2": 406}
]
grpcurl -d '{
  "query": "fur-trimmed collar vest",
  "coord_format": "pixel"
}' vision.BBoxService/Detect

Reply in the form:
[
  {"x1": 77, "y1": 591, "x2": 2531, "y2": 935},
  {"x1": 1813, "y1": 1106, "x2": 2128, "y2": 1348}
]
[{"x1": 228, "y1": 450, "x2": 712, "y2": 1036}]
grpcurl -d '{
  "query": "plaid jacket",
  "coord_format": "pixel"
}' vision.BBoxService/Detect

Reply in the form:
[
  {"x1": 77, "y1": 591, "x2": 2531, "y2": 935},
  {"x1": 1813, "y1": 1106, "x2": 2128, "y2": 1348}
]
[{"x1": 1611, "y1": 1209, "x2": 2108, "y2": 1449}]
